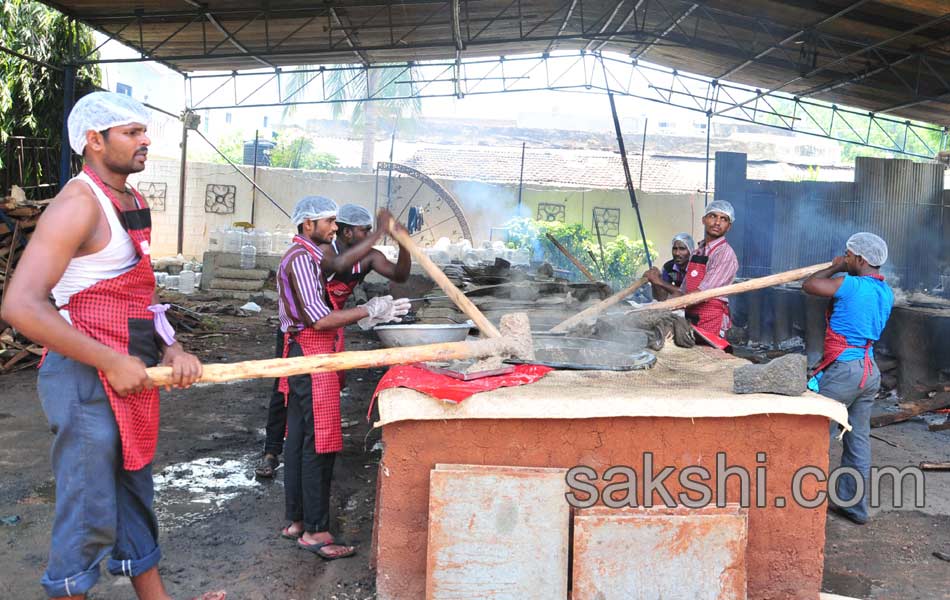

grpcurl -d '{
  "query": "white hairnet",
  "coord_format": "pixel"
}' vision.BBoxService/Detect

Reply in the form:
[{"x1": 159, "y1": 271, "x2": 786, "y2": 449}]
[
  {"x1": 291, "y1": 195, "x2": 338, "y2": 226},
  {"x1": 703, "y1": 200, "x2": 736, "y2": 223},
  {"x1": 67, "y1": 92, "x2": 151, "y2": 155},
  {"x1": 337, "y1": 204, "x2": 373, "y2": 227},
  {"x1": 846, "y1": 232, "x2": 888, "y2": 267},
  {"x1": 671, "y1": 232, "x2": 695, "y2": 252}
]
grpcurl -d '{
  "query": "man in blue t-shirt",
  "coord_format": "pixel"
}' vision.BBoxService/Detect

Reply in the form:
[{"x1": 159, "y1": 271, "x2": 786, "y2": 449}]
[{"x1": 803, "y1": 232, "x2": 893, "y2": 525}]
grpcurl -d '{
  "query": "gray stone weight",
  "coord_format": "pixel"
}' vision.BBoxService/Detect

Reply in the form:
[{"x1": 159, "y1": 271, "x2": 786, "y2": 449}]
[{"x1": 733, "y1": 353, "x2": 808, "y2": 396}]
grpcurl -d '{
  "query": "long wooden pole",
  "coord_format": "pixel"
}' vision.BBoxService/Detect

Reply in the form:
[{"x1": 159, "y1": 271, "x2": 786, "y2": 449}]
[
  {"x1": 545, "y1": 233, "x2": 597, "y2": 282},
  {"x1": 147, "y1": 336, "x2": 514, "y2": 387},
  {"x1": 386, "y1": 218, "x2": 502, "y2": 338},
  {"x1": 550, "y1": 276, "x2": 648, "y2": 333},
  {"x1": 632, "y1": 262, "x2": 833, "y2": 313}
]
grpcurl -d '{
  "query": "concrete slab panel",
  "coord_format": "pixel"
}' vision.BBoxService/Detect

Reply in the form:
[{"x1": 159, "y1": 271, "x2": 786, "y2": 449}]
[
  {"x1": 426, "y1": 465, "x2": 569, "y2": 600},
  {"x1": 573, "y1": 506, "x2": 748, "y2": 600}
]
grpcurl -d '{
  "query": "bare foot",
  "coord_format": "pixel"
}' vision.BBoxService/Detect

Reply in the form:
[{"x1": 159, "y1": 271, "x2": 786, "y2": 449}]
[
  {"x1": 192, "y1": 591, "x2": 226, "y2": 600},
  {"x1": 281, "y1": 521, "x2": 305, "y2": 539}
]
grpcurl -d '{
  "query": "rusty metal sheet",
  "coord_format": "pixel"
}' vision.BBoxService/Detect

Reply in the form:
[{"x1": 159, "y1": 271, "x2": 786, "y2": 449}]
[
  {"x1": 426, "y1": 465, "x2": 569, "y2": 599},
  {"x1": 573, "y1": 506, "x2": 748, "y2": 600}
]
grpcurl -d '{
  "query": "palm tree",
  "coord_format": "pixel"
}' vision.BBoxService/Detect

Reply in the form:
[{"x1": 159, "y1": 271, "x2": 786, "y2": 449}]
[{"x1": 282, "y1": 63, "x2": 422, "y2": 170}]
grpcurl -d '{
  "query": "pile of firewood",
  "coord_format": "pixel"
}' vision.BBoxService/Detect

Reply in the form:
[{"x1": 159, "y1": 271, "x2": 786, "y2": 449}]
[
  {"x1": 0, "y1": 326, "x2": 43, "y2": 373},
  {"x1": 1, "y1": 186, "x2": 47, "y2": 298},
  {"x1": 1, "y1": 186, "x2": 48, "y2": 374}
]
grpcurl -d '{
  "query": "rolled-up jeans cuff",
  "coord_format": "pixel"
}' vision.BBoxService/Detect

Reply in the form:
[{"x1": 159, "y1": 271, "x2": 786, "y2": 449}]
[
  {"x1": 106, "y1": 543, "x2": 162, "y2": 578},
  {"x1": 41, "y1": 563, "x2": 101, "y2": 598}
]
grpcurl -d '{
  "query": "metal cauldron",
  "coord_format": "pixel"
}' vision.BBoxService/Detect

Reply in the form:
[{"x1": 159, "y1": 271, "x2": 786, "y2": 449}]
[{"x1": 374, "y1": 321, "x2": 475, "y2": 348}]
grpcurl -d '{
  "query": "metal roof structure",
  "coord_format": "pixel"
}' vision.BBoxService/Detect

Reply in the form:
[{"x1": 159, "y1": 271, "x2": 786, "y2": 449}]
[{"x1": 40, "y1": 0, "x2": 950, "y2": 127}]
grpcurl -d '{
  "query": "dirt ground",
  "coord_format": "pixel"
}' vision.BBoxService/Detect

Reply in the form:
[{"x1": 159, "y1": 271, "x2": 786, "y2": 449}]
[{"x1": 0, "y1": 307, "x2": 947, "y2": 599}]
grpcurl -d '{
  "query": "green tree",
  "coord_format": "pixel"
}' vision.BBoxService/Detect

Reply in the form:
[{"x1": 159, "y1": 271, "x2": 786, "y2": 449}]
[
  {"x1": 282, "y1": 64, "x2": 422, "y2": 170},
  {"x1": 203, "y1": 130, "x2": 245, "y2": 165},
  {"x1": 270, "y1": 135, "x2": 338, "y2": 170},
  {"x1": 504, "y1": 216, "x2": 657, "y2": 289},
  {"x1": 1, "y1": 1, "x2": 100, "y2": 174}
]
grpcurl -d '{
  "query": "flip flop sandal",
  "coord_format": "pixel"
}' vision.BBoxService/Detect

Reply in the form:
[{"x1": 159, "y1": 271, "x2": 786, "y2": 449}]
[
  {"x1": 255, "y1": 454, "x2": 280, "y2": 479},
  {"x1": 281, "y1": 526, "x2": 303, "y2": 540},
  {"x1": 297, "y1": 539, "x2": 357, "y2": 561}
]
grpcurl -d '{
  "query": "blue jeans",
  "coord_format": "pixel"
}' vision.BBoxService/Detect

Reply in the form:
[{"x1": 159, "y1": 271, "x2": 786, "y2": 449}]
[
  {"x1": 818, "y1": 358, "x2": 880, "y2": 522},
  {"x1": 37, "y1": 352, "x2": 161, "y2": 598}
]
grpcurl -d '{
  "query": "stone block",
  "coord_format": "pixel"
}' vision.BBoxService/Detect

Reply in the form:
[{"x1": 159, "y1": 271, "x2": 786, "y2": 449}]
[
  {"x1": 208, "y1": 278, "x2": 265, "y2": 291},
  {"x1": 214, "y1": 267, "x2": 270, "y2": 281},
  {"x1": 733, "y1": 353, "x2": 807, "y2": 396}
]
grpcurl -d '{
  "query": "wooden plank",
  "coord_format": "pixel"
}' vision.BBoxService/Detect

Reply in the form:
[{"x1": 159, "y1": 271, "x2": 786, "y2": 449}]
[
  {"x1": 871, "y1": 393, "x2": 950, "y2": 428},
  {"x1": 928, "y1": 419, "x2": 950, "y2": 432}
]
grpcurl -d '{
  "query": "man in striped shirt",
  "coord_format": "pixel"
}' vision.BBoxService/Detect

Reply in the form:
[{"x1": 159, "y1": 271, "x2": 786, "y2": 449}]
[
  {"x1": 256, "y1": 203, "x2": 401, "y2": 479},
  {"x1": 276, "y1": 196, "x2": 409, "y2": 560}
]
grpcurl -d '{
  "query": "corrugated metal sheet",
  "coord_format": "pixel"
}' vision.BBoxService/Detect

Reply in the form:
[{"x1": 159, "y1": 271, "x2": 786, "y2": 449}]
[
  {"x1": 854, "y1": 157, "x2": 944, "y2": 290},
  {"x1": 721, "y1": 154, "x2": 945, "y2": 291}
]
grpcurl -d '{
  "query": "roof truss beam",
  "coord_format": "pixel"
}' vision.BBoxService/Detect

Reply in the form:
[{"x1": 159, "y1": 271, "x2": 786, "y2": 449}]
[{"x1": 182, "y1": 52, "x2": 946, "y2": 160}]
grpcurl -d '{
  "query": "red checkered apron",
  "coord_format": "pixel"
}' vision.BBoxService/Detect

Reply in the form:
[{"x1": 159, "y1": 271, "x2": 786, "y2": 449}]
[
  {"x1": 810, "y1": 274, "x2": 885, "y2": 389},
  {"x1": 61, "y1": 166, "x2": 160, "y2": 471},
  {"x1": 278, "y1": 238, "x2": 344, "y2": 454},
  {"x1": 684, "y1": 237, "x2": 732, "y2": 351},
  {"x1": 326, "y1": 278, "x2": 358, "y2": 389}
]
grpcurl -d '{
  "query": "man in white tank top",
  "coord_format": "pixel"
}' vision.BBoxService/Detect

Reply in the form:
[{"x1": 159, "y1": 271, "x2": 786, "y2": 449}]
[{"x1": 1, "y1": 93, "x2": 211, "y2": 599}]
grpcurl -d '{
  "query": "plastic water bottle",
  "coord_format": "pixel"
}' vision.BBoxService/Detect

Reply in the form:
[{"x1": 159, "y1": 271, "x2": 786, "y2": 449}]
[
  {"x1": 179, "y1": 263, "x2": 196, "y2": 294},
  {"x1": 256, "y1": 230, "x2": 271, "y2": 255},
  {"x1": 240, "y1": 240, "x2": 257, "y2": 269},
  {"x1": 207, "y1": 227, "x2": 221, "y2": 252},
  {"x1": 223, "y1": 227, "x2": 241, "y2": 253}
]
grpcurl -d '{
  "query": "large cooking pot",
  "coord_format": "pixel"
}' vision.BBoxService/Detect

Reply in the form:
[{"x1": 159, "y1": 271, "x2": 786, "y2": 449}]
[{"x1": 374, "y1": 321, "x2": 475, "y2": 348}]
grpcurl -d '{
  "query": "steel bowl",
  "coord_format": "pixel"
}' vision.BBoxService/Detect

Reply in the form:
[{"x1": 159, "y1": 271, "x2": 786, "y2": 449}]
[{"x1": 374, "y1": 321, "x2": 475, "y2": 348}]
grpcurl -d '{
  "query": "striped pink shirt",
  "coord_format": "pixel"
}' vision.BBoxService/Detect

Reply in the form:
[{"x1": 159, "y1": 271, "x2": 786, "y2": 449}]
[
  {"x1": 277, "y1": 236, "x2": 332, "y2": 333},
  {"x1": 681, "y1": 237, "x2": 738, "y2": 302}
]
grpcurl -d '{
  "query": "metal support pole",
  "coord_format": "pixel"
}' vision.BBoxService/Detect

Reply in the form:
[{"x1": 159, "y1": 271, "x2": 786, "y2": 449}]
[
  {"x1": 385, "y1": 120, "x2": 397, "y2": 211},
  {"x1": 177, "y1": 118, "x2": 189, "y2": 255},
  {"x1": 250, "y1": 129, "x2": 259, "y2": 225},
  {"x1": 638, "y1": 118, "x2": 648, "y2": 191},
  {"x1": 517, "y1": 142, "x2": 526, "y2": 210},
  {"x1": 606, "y1": 92, "x2": 653, "y2": 269},
  {"x1": 704, "y1": 110, "x2": 711, "y2": 207},
  {"x1": 58, "y1": 64, "x2": 77, "y2": 191}
]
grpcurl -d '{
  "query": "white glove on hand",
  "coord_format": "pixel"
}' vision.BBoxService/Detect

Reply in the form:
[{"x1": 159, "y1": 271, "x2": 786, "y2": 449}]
[{"x1": 358, "y1": 295, "x2": 412, "y2": 330}]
